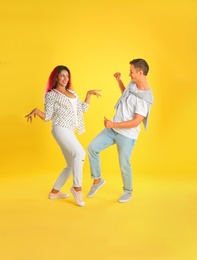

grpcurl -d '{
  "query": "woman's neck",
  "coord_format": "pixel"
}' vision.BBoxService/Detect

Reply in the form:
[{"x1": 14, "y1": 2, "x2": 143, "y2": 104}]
[{"x1": 55, "y1": 86, "x2": 68, "y2": 94}]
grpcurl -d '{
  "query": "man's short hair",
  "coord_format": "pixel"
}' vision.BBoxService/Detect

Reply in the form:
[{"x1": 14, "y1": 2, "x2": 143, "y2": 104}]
[{"x1": 130, "y1": 59, "x2": 149, "y2": 75}]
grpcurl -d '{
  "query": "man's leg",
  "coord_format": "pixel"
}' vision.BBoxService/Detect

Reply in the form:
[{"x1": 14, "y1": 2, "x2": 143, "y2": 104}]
[
  {"x1": 87, "y1": 128, "x2": 115, "y2": 197},
  {"x1": 115, "y1": 133, "x2": 136, "y2": 202}
]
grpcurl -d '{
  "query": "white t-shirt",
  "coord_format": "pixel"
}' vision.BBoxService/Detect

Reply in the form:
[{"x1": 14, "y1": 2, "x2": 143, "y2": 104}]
[
  {"x1": 113, "y1": 94, "x2": 148, "y2": 139},
  {"x1": 68, "y1": 96, "x2": 78, "y2": 126}
]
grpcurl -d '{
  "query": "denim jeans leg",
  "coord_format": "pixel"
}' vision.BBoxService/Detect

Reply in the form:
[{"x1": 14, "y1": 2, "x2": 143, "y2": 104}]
[
  {"x1": 115, "y1": 134, "x2": 136, "y2": 192},
  {"x1": 88, "y1": 128, "x2": 116, "y2": 179}
]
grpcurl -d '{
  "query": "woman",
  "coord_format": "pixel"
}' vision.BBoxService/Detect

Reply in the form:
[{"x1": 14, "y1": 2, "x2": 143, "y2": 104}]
[{"x1": 25, "y1": 65, "x2": 101, "y2": 207}]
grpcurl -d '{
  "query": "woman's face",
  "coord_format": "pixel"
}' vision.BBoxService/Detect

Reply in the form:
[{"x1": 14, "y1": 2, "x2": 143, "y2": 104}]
[{"x1": 56, "y1": 69, "x2": 70, "y2": 87}]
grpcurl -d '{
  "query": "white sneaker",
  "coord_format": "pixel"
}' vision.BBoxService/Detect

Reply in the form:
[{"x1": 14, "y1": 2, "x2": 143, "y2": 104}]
[
  {"x1": 70, "y1": 187, "x2": 85, "y2": 207},
  {"x1": 118, "y1": 191, "x2": 132, "y2": 203}
]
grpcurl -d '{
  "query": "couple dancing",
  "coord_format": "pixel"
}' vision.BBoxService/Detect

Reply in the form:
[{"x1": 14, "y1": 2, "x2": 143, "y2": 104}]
[{"x1": 25, "y1": 59, "x2": 154, "y2": 207}]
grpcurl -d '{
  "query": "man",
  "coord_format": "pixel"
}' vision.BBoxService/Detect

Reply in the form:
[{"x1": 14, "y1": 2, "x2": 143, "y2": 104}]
[{"x1": 87, "y1": 59, "x2": 154, "y2": 202}]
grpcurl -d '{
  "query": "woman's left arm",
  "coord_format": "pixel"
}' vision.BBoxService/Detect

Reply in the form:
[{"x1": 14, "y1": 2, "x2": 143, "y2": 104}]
[{"x1": 84, "y1": 90, "x2": 101, "y2": 104}]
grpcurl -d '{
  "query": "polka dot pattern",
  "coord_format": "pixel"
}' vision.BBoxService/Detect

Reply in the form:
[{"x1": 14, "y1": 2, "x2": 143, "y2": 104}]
[{"x1": 44, "y1": 89, "x2": 89, "y2": 135}]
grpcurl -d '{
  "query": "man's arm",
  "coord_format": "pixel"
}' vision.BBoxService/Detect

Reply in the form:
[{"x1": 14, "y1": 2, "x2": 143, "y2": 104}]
[
  {"x1": 114, "y1": 72, "x2": 125, "y2": 94},
  {"x1": 104, "y1": 114, "x2": 145, "y2": 129}
]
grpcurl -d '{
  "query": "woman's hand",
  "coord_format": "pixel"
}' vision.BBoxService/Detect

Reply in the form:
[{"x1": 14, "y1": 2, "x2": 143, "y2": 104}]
[
  {"x1": 25, "y1": 108, "x2": 45, "y2": 122},
  {"x1": 87, "y1": 90, "x2": 101, "y2": 98},
  {"x1": 85, "y1": 90, "x2": 101, "y2": 104}
]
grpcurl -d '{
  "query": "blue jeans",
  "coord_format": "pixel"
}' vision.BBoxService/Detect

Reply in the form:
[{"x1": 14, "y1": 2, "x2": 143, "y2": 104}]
[{"x1": 88, "y1": 128, "x2": 136, "y2": 192}]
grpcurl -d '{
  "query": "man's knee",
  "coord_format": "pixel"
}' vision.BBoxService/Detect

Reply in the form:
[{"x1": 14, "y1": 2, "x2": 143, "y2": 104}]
[{"x1": 88, "y1": 142, "x2": 94, "y2": 153}]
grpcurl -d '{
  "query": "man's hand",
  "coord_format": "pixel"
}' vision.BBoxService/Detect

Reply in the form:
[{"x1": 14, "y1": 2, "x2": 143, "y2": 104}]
[
  {"x1": 114, "y1": 72, "x2": 125, "y2": 93},
  {"x1": 104, "y1": 117, "x2": 114, "y2": 128},
  {"x1": 113, "y1": 72, "x2": 121, "y2": 81}
]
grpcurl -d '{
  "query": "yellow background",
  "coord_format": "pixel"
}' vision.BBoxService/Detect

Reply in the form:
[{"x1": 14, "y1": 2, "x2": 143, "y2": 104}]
[{"x1": 0, "y1": 0, "x2": 197, "y2": 259}]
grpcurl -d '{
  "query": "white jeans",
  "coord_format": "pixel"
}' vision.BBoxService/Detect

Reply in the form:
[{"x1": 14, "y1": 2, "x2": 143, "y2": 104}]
[{"x1": 52, "y1": 126, "x2": 86, "y2": 189}]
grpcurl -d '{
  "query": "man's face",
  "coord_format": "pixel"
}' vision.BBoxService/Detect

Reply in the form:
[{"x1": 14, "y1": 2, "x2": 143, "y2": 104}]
[{"x1": 129, "y1": 64, "x2": 141, "y2": 82}]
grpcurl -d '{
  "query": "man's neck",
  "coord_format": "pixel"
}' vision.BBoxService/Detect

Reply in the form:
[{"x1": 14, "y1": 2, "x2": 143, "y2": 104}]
[{"x1": 135, "y1": 78, "x2": 149, "y2": 90}]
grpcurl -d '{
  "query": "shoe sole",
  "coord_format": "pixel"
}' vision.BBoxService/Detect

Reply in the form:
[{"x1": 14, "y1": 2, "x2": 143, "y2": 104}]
[
  {"x1": 118, "y1": 199, "x2": 131, "y2": 203},
  {"x1": 48, "y1": 195, "x2": 69, "y2": 200},
  {"x1": 70, "y1": 188, "x2": 85, "y2": 207},
  {"x1": 87, "y1": 180, "x2": 106, "y2": 198},
  {"x1": 118, "y1": 197, "x2": 132, "y2": 203}
]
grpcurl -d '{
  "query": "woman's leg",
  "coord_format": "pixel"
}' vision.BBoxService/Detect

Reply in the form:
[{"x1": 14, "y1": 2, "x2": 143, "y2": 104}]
[{"x1": 52, "y1": 126, "x2": 85, "y2": 190}]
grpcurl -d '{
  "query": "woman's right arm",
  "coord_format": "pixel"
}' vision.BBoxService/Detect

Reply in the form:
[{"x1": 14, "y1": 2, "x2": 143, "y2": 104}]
[
  {"x1": 25, "y1": 108, "x2": 46, "y2": 123},
  {"x1": 25, "y1": 92, "x2": 54, "y2": 123}
]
